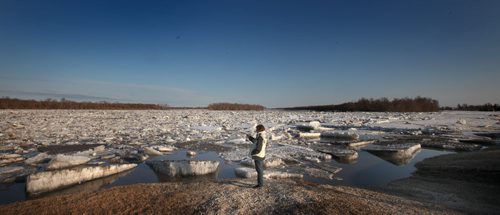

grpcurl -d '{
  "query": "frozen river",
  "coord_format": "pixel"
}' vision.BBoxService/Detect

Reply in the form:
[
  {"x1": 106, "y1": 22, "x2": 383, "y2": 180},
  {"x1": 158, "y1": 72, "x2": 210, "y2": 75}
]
[{"x1": 1, "y1": 110, "x2": 499, "y2": 204}]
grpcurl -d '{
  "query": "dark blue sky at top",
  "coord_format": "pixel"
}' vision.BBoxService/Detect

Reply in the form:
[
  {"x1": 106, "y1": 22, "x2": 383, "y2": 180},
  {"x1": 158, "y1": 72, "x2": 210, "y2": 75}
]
[{"x1": 0, "y1": 0, "x2": 499, "y2": 107}]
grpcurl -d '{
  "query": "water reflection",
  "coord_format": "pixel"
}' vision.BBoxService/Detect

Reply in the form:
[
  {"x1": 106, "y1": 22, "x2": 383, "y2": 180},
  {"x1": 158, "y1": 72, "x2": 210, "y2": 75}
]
[
  {"x1": 366, "y1": 148, "x2": 421, "y2": 166},
  {"x1": 306, "y1": 149, "x2": 453, "y2": 188},
  {"x1": 0, "y1": 148, "x2": 453, "y2": 205},
  {"x1": 112, "y1": 150, "x2": 240, "y2": 185},
  {"x1": 103, "y1": 163, "x2": 160, "y2": 187},
  {"x1": 0, "y1": 183, "x2": 25, "y2": 205},
  {"x1": 334, "y1": 157, "x2": 358, "y2": 164}
]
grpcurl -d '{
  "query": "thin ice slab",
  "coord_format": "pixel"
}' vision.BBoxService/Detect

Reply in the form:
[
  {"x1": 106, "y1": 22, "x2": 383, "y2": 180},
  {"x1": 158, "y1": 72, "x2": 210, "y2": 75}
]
[{"x1": 234, "y1": 167, "x2": 303, "y2": 179}]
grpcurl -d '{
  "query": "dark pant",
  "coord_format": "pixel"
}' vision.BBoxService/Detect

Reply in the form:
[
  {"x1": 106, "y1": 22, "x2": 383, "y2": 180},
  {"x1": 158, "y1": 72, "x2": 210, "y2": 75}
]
[{"x1": 254, "y1": 159, "x2": 264, "y2": 186}]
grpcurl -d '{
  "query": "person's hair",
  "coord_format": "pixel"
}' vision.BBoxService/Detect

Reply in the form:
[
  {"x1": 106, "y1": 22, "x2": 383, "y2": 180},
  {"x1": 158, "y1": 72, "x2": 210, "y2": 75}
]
[{"x1": 256, "y1": 124, "x2": 265, "y2": 132}]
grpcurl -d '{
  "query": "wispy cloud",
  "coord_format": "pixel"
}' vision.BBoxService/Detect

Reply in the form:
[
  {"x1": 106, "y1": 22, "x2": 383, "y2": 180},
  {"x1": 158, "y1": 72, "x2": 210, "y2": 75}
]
[
  {"x1": 0, "y1": 76, "x2": 212, "y2": 106},
  {"x1": 0, "y1": 90, "x2": 119, "y2": 102},
  {"x1": 76, "y1": 79, "x2": 213, "y2": 105}
]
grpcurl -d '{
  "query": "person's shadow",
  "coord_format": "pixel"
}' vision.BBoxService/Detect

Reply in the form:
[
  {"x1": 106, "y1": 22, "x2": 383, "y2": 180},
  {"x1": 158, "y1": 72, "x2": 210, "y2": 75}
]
[{"x1": 218, "y1": 179, "x2": 255, "y2": 188}]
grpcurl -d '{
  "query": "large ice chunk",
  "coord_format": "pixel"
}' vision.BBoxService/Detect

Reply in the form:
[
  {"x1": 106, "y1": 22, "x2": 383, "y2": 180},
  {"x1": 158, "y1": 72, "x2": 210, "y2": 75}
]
[
  {"x1": 146, "y1": 160, "x2": 220, "y2": 177},
  {"x1": 363, "y1": 143, "x2": 421, "y2": 165},
  {"x1": 27, "y1": 164, "x2": 137, "y2": 194}
]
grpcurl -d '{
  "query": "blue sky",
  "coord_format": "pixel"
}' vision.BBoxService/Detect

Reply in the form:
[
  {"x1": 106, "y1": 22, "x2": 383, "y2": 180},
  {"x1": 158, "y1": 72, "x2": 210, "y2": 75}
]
[{"x1": 1, "y1": 0, "x2": 499, "y2": 107}]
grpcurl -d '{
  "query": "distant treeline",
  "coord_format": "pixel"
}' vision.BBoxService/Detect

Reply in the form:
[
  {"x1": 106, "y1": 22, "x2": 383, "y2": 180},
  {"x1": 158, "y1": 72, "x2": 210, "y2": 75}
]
[
  {"x1": 168, "y1": 106, "x2": 207, "y2": 110},
  {"x1": 441, "y1": 103, "x2": 499, "y2": 111},
  {"x1": 283, "y1": 97, "x2": 440, "y2": 112},
  {"x1": 208, "y1": 103, "x2": 265, "y2": 111},
  {"x1": 0, "y1": 97, "x2": 169, "y2": 110}
]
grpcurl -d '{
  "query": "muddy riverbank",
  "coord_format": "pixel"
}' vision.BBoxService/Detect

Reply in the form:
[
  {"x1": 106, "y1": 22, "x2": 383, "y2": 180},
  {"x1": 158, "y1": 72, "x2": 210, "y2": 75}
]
[
  {"x1": 386, "y1": 147, "x2": 500, "y2": 214},
  {"x1": 0, "y1": 178, "x2": 456, "y2": 215}
]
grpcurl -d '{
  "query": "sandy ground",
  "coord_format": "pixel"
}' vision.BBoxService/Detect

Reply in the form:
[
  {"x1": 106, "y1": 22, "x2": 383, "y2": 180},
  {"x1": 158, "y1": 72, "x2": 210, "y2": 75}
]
[{"x1": 0, "y1": 178, "x2": 456, "y2": 215}]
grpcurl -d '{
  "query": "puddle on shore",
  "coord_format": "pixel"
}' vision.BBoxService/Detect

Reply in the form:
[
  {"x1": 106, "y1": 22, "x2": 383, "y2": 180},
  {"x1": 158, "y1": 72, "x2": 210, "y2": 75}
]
[
  {"x1": 103, "y1": 149, "x2": 236, "y2": 187},
  {"x1": 305, "y1": 149, "x2": 453, "y2": 187},
  {"x1": 0, "y1": 150, "x2": 234, "y2": 205},
  {"x1": 0, "y1": 183, "x2": 25, "y2": 205},
  {"x1": 0, "y1": 148, "x2": 452, "y2": 205}
]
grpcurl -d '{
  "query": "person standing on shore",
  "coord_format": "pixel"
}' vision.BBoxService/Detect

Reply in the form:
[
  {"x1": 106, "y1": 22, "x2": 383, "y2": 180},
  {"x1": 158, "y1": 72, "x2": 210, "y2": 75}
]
[{"x1": 246, "y1": 124, "x2": 268, "y2": 188}]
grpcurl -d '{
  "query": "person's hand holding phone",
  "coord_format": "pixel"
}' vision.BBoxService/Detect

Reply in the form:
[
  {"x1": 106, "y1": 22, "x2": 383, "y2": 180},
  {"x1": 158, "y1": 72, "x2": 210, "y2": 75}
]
[{"x1": 246, "y1": 134, "x2": 254, "y2": 142}]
